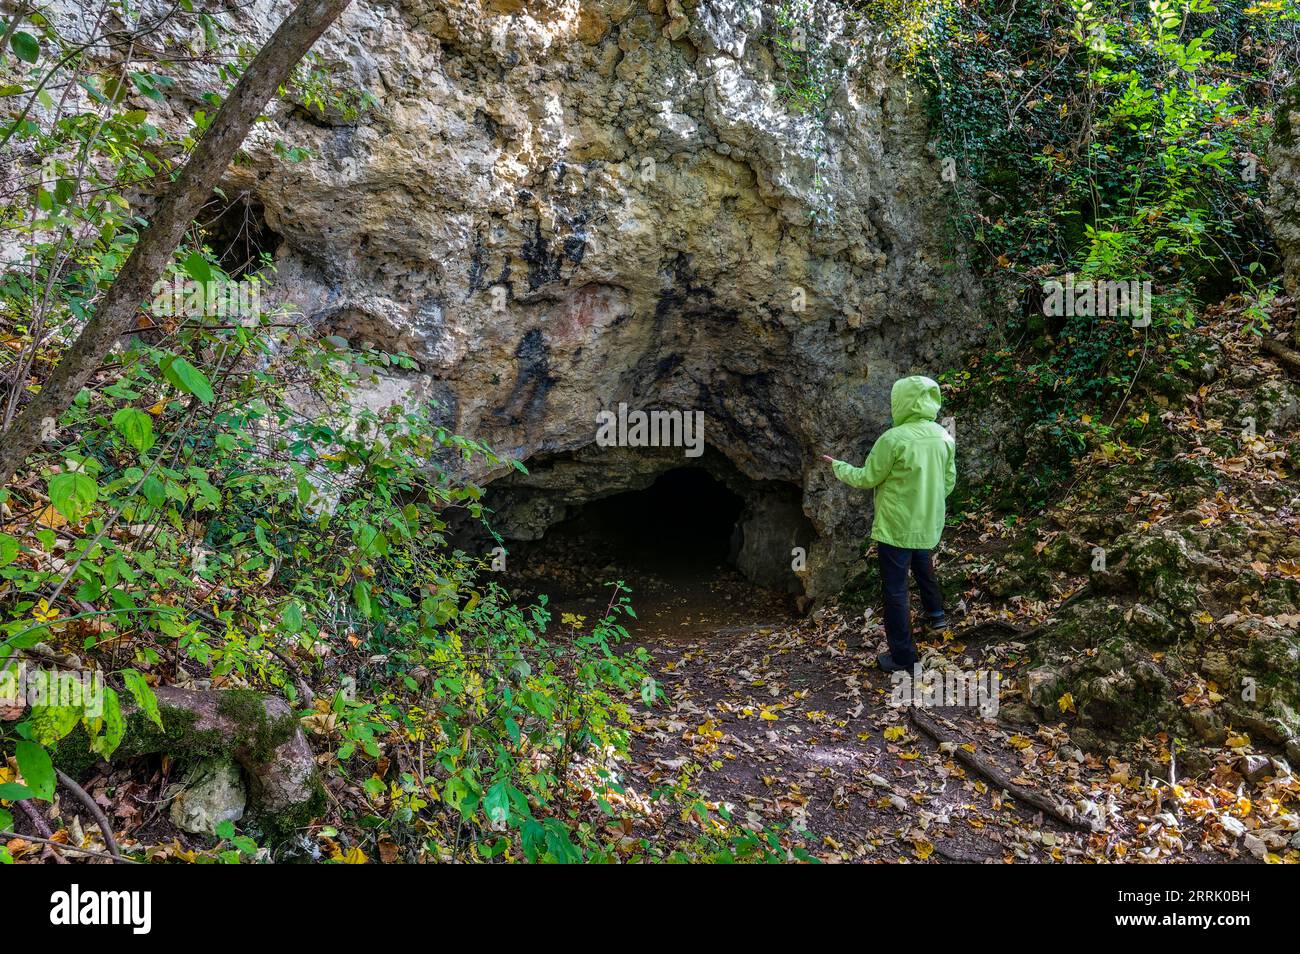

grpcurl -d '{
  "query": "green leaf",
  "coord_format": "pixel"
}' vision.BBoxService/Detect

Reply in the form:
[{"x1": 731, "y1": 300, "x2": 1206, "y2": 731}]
[
  {"x1": 87, "y1": 687, "x2": 124, "y2": 759},
  {"x1": 111, "y1": 407, "x2": 155, "y2": 452},
  {"x1": 10, "y1": 31, "x2": 39, "y2": 64},
  {"x1": 521, "y1": 818, "x2": 546, "y2": 861},
  {"x1": 0, "y1": 807, "x2": 12, "y2": 832},
  {"x1": 129, "y1": 71, "x2": 164, "y2": 101},
  {"x1": 162, "y1": 356, "x2": 214, "y2": 404},
  {"x1": 352, "y1": 580, "x2": 371, "y2": 617},
  {"x1": 543, "y1": 819, "x2": 581, "y2": 863},
  {"x1": 0, "y1": 533, "x2": 19, "y2": 567},
  {"x1": 282, "y1": 601, "x2": 303, "y2": 634},
  {"x1": 181, "y1": 250, "x2": 213, "y2": 285},
  {"x1": 121, "y1": 668, "x2": 163, "y2": 729},
  {"x1": 28, "y1": 704, "x2": 82, "y2": 745},
  {"x1": 0, "y1": 782, "x2": 35, "y2": 801},
  {"x1": 15, "y1": 740, "x2": 55, "y2": 801},
  {"x1": 484, "y1": 780, "x2": 511, "y2": 826},
  {"x1": 140, "y1": 475, "x2": 166, "y2": 507},
  {"x1": 48, "y1": 470, "x2": 98, "y2": 522}
]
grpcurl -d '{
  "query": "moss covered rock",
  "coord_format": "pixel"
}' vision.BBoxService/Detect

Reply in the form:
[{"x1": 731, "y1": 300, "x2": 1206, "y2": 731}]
[{"x1": 58, "y1": 687, "x2": 321, "y2": 837}]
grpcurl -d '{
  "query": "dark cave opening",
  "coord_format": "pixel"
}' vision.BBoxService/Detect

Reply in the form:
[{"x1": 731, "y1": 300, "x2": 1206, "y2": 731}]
[
  {"x1": 554, "y1": 467, "x2": 746, "y2": 576},
  {"x1": 197, "y1": 191, "x2": 283, "y2": 277},
  {"x1": 488, "y1": 463, "x2": 805, "y2": 633},
  {"x1": 472, "y1": 453, "x2": 818, "y2": 621}
]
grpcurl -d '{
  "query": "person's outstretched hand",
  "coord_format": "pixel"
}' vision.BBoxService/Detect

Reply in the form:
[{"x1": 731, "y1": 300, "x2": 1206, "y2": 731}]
[{"x1": 821, "y1": 455, "x2": 835, "y2": 463}]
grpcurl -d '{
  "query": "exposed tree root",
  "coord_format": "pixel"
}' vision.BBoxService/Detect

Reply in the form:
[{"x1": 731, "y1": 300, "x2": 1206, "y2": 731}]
[
  {"x1": 56, "y1": 768, "x2": 124, "y2": 861},
  {"x1": 908, "y1": 708, "x2": 1098, "y2": 833},
  {"x1": 0, "y1": 830, "x2": 137, "y2": 864},
  {"x1": 1261, "y1": 337, "x2": 1300, "y2": 376}
]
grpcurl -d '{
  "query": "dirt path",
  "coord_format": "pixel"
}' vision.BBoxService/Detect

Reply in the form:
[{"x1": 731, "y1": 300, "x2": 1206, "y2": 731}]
[
  {"x1": 613, "y1": 574, "x2": 1088, "y2": 862},
  {"x1": 505, "y1": 530, "x2": 1282, "y2": 864}
]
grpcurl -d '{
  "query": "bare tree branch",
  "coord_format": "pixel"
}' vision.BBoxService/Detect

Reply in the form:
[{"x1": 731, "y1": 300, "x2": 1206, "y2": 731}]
[{"x1": 0, "y1": 0, "x2": 353, "y2": 483}]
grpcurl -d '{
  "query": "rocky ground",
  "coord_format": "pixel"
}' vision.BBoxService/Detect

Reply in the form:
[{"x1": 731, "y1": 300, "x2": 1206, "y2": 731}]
[{"x1": 610, "y1": 587, "x2": 1298, "y2": 862}]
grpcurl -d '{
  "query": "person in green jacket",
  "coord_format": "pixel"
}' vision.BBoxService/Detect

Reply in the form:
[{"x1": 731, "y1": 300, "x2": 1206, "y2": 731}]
[{"x1": 822, "y1": 375, "x2": 956, "y2": 673}]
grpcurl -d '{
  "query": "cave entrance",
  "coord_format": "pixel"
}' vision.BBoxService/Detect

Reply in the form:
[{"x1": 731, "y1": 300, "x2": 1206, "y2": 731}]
[
  {"x1": 484, "y1": 453, "x2": 816, "y2": 636},
  {"x1": 197, "y1": 190, "x2": 283, "y2": 277},
  {"x1": 553, "y1": 466, "x2": 745, "y2": 578}
]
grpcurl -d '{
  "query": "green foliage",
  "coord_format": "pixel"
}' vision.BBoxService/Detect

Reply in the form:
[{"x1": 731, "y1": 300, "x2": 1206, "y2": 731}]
[
  {"x1": 770, "y1": 0, "x2": 843, "y2": 116},
  {"x1": 864, "y1": 0, "x2": 1297, "y2": 504},
  {"x1": 15, "y1": 740, "x2": 54, "y2": 800}
]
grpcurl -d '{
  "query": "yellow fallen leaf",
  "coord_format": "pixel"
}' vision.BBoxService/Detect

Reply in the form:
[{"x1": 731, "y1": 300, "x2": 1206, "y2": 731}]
[
  {"x1": 1057, "y1": 692, "x2": 1075, "y2": 713},
  {"x1": 883, "y1": 726, "x2": 907, "y2": 742}
]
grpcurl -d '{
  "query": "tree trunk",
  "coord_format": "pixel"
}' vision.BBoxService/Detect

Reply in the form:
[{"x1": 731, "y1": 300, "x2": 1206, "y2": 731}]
[{"x1": 0, "y1": 0, "x2": 353, "y2": 484}]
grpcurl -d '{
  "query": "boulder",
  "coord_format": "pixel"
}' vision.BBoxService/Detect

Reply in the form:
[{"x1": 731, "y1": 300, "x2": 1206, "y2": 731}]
[{"x1": 170, "y1": 758, "x2": 247, "y2": 835}]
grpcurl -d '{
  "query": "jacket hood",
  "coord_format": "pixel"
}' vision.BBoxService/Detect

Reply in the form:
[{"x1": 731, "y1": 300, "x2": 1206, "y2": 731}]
[{"x1": 890, "y1": 375, "x2": 943, "y2": 426}]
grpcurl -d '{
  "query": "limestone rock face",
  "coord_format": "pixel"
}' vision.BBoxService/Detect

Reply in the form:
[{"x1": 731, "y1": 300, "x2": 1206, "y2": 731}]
[
  {"x1": 1268, "y1": 79, "x2": 1300, "y2": 304},
  {"x1": 65, "y1": 0, "x2": 989, "y2": 592}
]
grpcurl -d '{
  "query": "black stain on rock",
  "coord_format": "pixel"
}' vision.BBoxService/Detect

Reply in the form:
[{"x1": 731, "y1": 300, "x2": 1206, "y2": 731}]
[
  {"x1": 521, "y1": 208, "x2": 590, "y2": 290},
  {"x1": 563, "y1": 211, "x2": 589, "y2": 265},
  {"x1": 468, "y1": 228, "x2": 488, "y2": 294},
  {"x1": 522, "y1": 219, "x2": 562, "y2": 291},
  {"x1": 490, "y1": 328, "x2": 556, "y2": 427}
]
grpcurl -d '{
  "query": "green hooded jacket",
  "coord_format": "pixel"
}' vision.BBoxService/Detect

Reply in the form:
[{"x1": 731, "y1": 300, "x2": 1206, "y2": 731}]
[{"x1": 830, "y1": 375, "x2": 956, "y2": 550}]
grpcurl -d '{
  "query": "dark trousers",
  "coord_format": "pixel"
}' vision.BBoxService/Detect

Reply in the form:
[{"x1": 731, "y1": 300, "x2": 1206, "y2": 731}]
[{"x1": 877, "y1": 542, "x2": 945, "y2": 668}]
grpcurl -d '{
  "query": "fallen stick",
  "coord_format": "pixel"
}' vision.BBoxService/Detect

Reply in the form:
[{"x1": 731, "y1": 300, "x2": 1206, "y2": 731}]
[
  {"x1": 908, "y1": 708, "x2": 1097, "y2": 833},
  {"x1": 930, "y1": 840, "x2": 995, "y2": 864},
  {"x1": 15, "y1": 800, "x2": 68, "y2": 864},
  {"x1": 1261, "y1": 337, "x2": 1300, "y2": 376},
  {"x1": 56, "y1": 768, "x2": 123, "y2": 861},
  {"x1": 949, "y1": 586, "x2": 1092, "y2": 645},
  {"x1": 0, "y1": 830, "x2": 138, "y2": 864}
]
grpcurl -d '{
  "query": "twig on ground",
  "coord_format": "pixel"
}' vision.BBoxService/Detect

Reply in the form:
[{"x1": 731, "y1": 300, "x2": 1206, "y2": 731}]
[
  {"x1": 908, "y1": 708, "x2": 1097, "y2": 833},
  {"x1": 931, "y1": 840, "x2": 995, "y2": 864},
  {"x1": 55, "y1": 768, "x2": 125, "y2": 861},
  {"x1": 15, "y1": 800, "x2": 68, "y2": 864},
  {"x1": 0, "y1": 830, "x2": 139, "y2": 864}
]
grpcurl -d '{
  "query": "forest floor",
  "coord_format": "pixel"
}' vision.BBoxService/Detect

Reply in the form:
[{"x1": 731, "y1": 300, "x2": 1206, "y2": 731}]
[{"x1": 517, "y1": 556, "x2": 1291, "y2": 864}]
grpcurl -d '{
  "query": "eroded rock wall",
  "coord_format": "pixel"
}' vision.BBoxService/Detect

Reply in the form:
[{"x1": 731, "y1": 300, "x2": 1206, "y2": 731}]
[
  {"x1": 51, "y1": 0, "x2": 991, "y2": 593},
  {"x1": 1268, "y1": 78, "x2": 1300, "y2": 313}
]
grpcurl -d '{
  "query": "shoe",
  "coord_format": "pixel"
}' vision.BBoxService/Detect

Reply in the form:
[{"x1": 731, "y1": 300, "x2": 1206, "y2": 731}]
[
  {"x1": 877, "y1": 652, "x2": 915, "y2": 673},
  {"x1": 920, "y1": 615, "x2": 949, "y2": 636}
]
